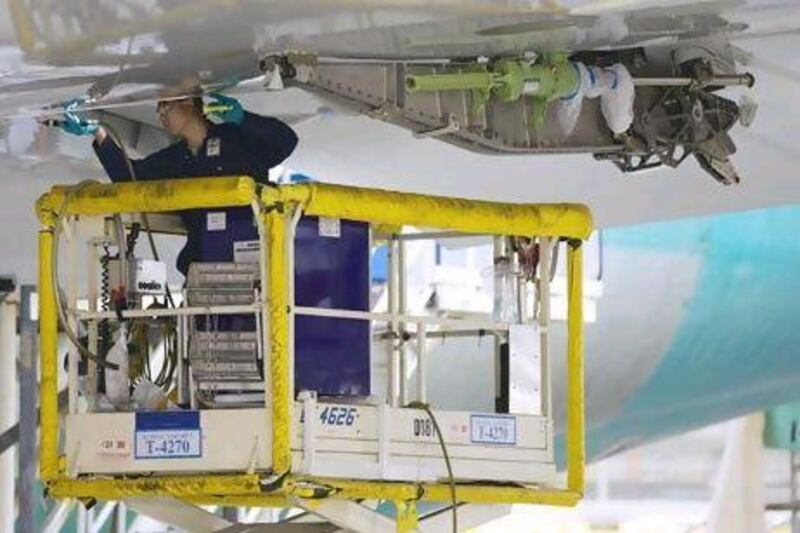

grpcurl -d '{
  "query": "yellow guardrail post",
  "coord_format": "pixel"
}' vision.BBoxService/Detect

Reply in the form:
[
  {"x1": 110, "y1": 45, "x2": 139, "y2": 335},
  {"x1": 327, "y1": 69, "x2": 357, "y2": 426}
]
[
  {"x1": 37, "y1": 199, "x2": 60, "y2": 481},
  {"x1": 395, "y1": 500, "x2": 419, "y2": 532},
  {"x1": 566, "y1": 240, "x2": 585, "y2": 495},
  {"x1": 38, "y1": 225, "x2": 59, "y2": 481},
  {"x1": 267, "y1": 208, "x2": 291, "y2": 474}
]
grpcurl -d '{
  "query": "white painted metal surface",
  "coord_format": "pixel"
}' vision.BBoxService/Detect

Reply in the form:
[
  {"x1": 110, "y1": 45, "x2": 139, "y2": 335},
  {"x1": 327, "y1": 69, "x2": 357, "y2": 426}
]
[
  {"x1": 293, "y1": 403, "x2": 554, "y2": 483},
  {"x1": 416, "y1": 323, "x2": 427, "y2": 403},
  {"x1": 0, "y1": 298, "x2": 17, "y2": 533},
  {"x1": 124, "y1": 496, "x2": 232, "y2": 533},
  {"x1": 508, "y1": 324, "x2": 542, "y2": 416},
  {"x1": 707, "y1": 414, "x2": 767, "y2": 533},
  {"x1": 65, "y1": 402, "x2": 555, "y2": 484},
  {"x1": 539, "y1": 237, "x2": 553, "y2": 420},
  {"x1": 294, "y1": 499, "x2": 395, "y2": 533},
  {"x1": 65, "y1": 409, "x2": 272, "y2": 475},
  {"x1": 42, "y1": 500, "x2": 75, "y2": 533}
]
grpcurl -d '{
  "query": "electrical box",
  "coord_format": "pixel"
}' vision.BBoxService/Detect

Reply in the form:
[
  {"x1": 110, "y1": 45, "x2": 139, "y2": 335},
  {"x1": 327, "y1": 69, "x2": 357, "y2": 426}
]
[{"x1": 108, "y1": 258, "x2": 167, "y2": 295}]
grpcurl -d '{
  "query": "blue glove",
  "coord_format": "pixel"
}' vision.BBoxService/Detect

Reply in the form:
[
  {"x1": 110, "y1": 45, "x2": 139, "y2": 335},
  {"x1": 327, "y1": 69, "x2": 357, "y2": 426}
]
[
  {"x1": 208, "y1": 93, "x2": 244, "y2": 125},
  {"x1": 59, "y1": 99, "x2": 98, "y2": 136}
]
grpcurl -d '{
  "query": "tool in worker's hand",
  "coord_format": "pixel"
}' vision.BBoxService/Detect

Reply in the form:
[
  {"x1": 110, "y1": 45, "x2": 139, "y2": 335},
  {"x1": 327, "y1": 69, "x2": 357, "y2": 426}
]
[
  {"x1": 206, "y1": 93, "x2": 244, "y2": 125},
  {"x1": 203, "y1": 103, "x2": 233, "y2": 115},
  {"x1": 44, "y1": 98, "x2": 99, "y2": 136},
  {"x1": 40, "y1": 90, "x2": 245, "y2": 134}
]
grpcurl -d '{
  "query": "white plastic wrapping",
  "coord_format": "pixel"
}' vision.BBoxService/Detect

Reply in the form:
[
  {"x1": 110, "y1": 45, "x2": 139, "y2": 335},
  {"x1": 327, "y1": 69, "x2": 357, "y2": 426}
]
[
  {"x1": 600, "y1": 63, "x2": 635, "y2": 135},
  {"x1": 133, "y1": 378, "x2": 171, "y2": 410},
  {"x1": 105, "y1": 325, "x2": 130, "y2": 407},
  {"x1": 556, "y1": 62, "x2": 590, "y2": 136},
  {"x1": 492, "y1": 258, "x2": 519, "y2": 323},
  {"x1": 556, "y1": 62, "x2": 635, "y2": 136}
]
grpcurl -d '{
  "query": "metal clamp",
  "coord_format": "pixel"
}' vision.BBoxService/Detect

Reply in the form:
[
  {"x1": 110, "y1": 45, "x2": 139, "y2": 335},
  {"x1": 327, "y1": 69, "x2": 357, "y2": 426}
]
[{"x1": 413, "y1": 115, "x2": 460, "y2": 139}]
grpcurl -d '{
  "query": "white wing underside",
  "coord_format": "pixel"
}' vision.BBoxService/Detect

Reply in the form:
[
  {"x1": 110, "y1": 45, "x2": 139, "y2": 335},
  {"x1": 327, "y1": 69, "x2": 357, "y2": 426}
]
[{"x1": 0, "y1": 0, "x2": 797, "y2": 227}]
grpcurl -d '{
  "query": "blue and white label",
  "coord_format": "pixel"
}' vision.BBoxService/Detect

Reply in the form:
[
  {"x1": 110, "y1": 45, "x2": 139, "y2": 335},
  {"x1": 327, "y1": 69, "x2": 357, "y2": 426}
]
[
  {"x1": 470, "y1": 415, "x2": 516, "y2": 445},
  {"x1": 135, "y1": 411, "x2": 202, "y2": 459}
]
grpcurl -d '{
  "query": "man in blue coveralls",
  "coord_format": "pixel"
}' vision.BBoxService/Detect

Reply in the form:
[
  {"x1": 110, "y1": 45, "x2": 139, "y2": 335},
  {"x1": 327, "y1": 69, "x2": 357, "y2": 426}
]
[{"x1": 61, "y1": 93, "x2": 299, "y2": 274}]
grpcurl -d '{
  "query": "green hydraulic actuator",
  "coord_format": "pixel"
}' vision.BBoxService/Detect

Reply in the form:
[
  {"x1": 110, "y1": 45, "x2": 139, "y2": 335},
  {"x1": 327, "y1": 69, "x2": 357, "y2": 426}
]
[{"x1": 405, "y1": 55, "x2": 579, "y2": 127}]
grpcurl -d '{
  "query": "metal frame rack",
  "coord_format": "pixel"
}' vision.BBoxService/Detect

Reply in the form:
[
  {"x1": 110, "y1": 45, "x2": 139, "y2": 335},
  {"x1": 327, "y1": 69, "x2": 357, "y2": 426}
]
[{"x1": 35, "y1": 177, "x2": 593, "y2": 531}]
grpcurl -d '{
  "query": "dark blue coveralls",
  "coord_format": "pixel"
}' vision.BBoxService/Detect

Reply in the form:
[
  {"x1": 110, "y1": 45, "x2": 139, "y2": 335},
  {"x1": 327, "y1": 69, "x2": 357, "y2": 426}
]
[{"x1": 93, "y1": 112, "x2": 298, "y2": 274}]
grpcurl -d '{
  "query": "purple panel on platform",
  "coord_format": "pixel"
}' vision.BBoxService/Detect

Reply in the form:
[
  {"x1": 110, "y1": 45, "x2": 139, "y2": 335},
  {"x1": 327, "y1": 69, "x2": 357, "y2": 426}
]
[
  {"x1": 196, "y1": 210, "x2": 371, "y2": 396},
  {"x1": 294, "y1": 216, "x2": 370, "y2": 396},
  {"x1": 197, "y1": 206, "x2": 259, "y2": 262}
]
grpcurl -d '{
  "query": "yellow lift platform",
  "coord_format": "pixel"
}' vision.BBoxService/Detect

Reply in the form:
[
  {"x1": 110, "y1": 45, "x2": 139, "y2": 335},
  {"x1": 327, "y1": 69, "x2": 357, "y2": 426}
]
[{"x1": 35, "y1": 177, "x2": 592, "y2": 532}]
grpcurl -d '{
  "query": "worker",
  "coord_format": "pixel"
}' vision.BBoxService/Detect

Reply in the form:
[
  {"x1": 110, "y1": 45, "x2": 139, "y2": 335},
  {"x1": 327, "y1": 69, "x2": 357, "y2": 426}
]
[{"x1": 59, "y1": 92, "x2": 298, "y2": 274}]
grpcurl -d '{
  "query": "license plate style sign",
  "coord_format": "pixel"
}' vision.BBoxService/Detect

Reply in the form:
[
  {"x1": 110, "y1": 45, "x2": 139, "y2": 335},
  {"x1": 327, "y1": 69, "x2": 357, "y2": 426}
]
[
  {"x1": 319, "y1": 406, "x2": 358, "y2": 426},
  {"x1": 470, "y1": 415, "x2": 516, "y2": 445},
  {"x1": 134, "y1": 411, "x2": 202, "y2": 459}
]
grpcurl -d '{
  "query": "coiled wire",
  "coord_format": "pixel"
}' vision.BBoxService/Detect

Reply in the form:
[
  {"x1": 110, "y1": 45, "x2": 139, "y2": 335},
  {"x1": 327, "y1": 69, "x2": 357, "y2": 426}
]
[
  {"x1": 52, "y1": 122, "x2": 179, "y2": 380},
  {"x1": 98, "y1": 120, "x2": 178, "y2": 391}
]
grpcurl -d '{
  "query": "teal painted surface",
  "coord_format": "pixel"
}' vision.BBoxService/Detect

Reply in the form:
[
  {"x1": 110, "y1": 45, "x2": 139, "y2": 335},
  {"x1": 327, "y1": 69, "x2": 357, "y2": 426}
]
[
  {"x1": 560, "y1": 206, "x2": 800, "y2": 463},
  {"x1": 603, "y1": 216, "x2": 713, "y2": 254},
  {"x1": 764, "y1": 402, "x2": 800, "y2": 451}
]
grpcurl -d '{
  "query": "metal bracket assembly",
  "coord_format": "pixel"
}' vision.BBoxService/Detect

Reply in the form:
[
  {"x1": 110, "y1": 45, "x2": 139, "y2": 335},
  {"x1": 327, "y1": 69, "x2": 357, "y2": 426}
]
[{"x1": 268, "y1": 48, "x2": 754, "y2": 185}]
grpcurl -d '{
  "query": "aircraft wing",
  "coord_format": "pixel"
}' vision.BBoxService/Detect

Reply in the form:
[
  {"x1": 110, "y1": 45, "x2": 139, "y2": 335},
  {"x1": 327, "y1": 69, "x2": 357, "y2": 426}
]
[{"x1": 0, "y1": 0, "x2": 797, "y2": 229}]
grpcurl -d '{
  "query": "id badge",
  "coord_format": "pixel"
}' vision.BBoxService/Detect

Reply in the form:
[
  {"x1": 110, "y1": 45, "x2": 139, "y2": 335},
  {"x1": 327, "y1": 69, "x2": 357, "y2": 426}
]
[{"x1": 206, "y1": 137, "x2": 221, "y2": 157}]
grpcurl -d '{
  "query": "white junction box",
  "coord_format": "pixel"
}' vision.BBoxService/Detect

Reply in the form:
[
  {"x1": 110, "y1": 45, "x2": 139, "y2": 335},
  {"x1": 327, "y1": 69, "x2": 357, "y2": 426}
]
[
  {"x1": 131, "y1": 259, "x2": 168, "y2": 295},
  {"x1": 65, "y1": 402, "x2": 555, "y2": 485},
  {"x1": 108, "y1": 258, "x2": 168, "y2": 295}
]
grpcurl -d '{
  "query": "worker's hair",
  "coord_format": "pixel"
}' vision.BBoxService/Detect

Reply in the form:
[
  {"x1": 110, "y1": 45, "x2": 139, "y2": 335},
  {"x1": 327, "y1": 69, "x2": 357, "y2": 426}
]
[{"x1": 190, "y1": 96, "x2": 204, "y2": 116}]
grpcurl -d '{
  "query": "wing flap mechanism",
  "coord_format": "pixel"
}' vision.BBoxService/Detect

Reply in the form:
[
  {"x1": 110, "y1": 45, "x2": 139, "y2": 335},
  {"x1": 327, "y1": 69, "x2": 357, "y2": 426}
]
[{"x1": 268, "y1": 47, "x2": 754, "y2": 185}]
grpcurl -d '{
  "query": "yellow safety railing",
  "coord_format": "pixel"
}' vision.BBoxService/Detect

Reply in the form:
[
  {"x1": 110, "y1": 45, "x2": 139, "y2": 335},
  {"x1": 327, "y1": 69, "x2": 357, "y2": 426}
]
[{"x1": 35, "y1": 177, "x2": 592, "y2": 524}]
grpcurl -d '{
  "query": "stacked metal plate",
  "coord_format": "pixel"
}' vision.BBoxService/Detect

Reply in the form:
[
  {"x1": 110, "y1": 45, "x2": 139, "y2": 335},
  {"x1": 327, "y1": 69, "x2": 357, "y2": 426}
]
[
  {"x1": 190, "y1": 331, "x2": 261, "y2": 383},
  {"x1": 189, "y1": 330, "x2": 264, "y2": 407},
  {"x1": 185, "y1": 262, "x2": 263, "y2": 406},
  {"x1": 185, "y1": 262, "x2": 260, "y2": 306}
]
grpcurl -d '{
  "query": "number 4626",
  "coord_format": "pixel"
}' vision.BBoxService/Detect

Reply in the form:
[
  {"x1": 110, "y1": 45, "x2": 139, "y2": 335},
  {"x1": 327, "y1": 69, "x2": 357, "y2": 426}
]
[{"x1": 319, "y1": 406, "x2": 357, "y2": 426}]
